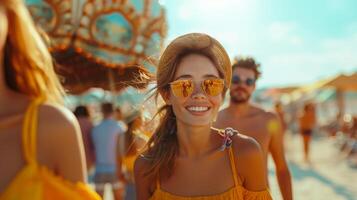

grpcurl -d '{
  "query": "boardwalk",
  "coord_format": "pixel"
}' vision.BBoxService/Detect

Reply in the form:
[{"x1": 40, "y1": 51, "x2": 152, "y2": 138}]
[{"x1": 269, "y1": 133, "x2": 357, "y2": 200}]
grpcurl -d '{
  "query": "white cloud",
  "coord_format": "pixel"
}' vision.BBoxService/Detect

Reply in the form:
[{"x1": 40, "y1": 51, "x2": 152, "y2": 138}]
[
  {"x1": 176, "y1": 0, "x2": 259, "y2": 22},
  {"x1": 261, "y1": 32, "x2": 357, "y2": 86},
  {"x1": 322, "y1": 33, "x2": 357, "y2": 50},
  {"x1": 269, "y1": 22, "x2": 296, "y2": 40},
  {"x1": 321, "y1": 33, "x2": 357, "y2": 70},
  {"x1": 166, "y1": 2, "x2": 356, "y2": 87},
  {"x1": 326, "y1": 0, "x2": 349, "y2": 11},
  {"x1": 268, "y1": 22, "x2": 303, "y2": 46},
  {"x1": 158, "y1": 0, "x2": 166, "y2": 6},
  {"x1": 347, "y1": 22, "x2": 357, "y2": 33},
  {"x1": 290, "y1": 36, "x2": 303, "y2": 46}
]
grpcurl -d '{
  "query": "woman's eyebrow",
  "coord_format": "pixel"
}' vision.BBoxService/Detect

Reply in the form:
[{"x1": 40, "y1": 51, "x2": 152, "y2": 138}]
[
  {"x1": 174, "y1": 74, "x2": 220, "y2": 80},
  {"x1": 174, "y1": 75, "x2": 192, "y2": 80},
  {"x1": 203, "y1": 74, "x2": 220, "y2": 78}
]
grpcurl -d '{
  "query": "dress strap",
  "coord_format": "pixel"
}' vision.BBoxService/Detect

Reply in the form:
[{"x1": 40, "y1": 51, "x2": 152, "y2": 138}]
[
  {"x1": 228, "y1": 147, "x2": 242, "y2": 186},
  {"x1": 22, "y1": 97, "x2": 45, "y2": 164}
]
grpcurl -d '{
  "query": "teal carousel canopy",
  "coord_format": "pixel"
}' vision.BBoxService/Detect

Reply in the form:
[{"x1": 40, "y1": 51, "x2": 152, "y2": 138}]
[{"x1": 26, "y1": 0, "x2": 167, "y2": 94}]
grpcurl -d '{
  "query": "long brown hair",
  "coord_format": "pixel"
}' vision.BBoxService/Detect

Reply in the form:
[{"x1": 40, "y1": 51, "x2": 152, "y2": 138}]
[
  {"x1": 3, "y1": 0, "x2": 64, "y2": 103},
  {"x1": 124, "y1": 113, "x2": 142, "y2": 156},
  {"x1": 143, "y1": 33, "x2": 231, "y2": 180}
]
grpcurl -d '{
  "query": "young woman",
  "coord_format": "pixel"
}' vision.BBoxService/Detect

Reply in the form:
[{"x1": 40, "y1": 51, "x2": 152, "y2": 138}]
[
  {"x1": 134, "y1": 33, "x2": 272, "y2": 199},
  {"x1": 0, "y1": 0, "x2": 99, "y2": 199}
]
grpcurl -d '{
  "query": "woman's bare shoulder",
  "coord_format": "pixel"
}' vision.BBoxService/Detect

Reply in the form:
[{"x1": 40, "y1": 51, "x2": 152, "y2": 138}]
[
  {"x1": 134, "y1": 154, "x2": 151, "y2": 172},
  {"x1": 37, "y1": 103, "x2": 79, "y2": 135},
  {"x1": 232, "y1": 133, "x2": 262, "y2": 156},
  {"x1": 134, "y1": 155, "x2": 156, "y2": 199},
  {"x1": 37, "y1": 103, "x2": 85, "y2": 181},
  {"x1": 231, "y1": 134, "x2": 267, "y2": 190},
  {"x1": 37, "y1": 103, "x2": 82, "y2": 153}
]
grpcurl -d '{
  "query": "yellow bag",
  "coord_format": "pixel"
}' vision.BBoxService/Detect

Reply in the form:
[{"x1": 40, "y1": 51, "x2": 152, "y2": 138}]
[{"x1": 0, "y1": 98, "x2": 101, "y2": 200}]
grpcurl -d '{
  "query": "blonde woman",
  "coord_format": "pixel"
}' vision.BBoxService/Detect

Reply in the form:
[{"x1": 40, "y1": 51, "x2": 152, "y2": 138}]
[
  {"x1": 134, "y1": 33, "x2": 272, "y2": 200},
  {"x1": 0, "y1": 0, "x2": 99, "y2": 199}
]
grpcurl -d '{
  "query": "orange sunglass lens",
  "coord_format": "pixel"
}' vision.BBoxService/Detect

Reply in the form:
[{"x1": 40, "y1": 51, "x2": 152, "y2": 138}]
[
  {"x1": 202, "y1": 79, "x2": 224, "y2": 96},
  {"x1": 170, "y1": 80, "x2": 194, "y2": 97}
]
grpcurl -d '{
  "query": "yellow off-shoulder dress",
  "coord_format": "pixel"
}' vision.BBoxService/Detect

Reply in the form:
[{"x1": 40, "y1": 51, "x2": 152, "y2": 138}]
[
  {"x1": 150, "y1": 147, "x2": 272, "y2": 200},
  {"x1": 0, "y1": 98, "x2": 100, "y2": 200}
]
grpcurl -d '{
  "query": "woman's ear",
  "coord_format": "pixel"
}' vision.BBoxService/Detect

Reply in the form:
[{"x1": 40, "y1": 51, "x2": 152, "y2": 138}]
[{"x1": 160, "y1": 90, "x2": 171, "y2": 105}]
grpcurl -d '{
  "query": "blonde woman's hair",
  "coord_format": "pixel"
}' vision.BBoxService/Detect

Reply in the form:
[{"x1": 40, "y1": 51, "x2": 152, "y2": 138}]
[
  {"x1": 144, "y1": 33, "x2": 231, "y2": 180},
  {"x1": 3, "y1": 0, "x2": 64, "y2": 103}
]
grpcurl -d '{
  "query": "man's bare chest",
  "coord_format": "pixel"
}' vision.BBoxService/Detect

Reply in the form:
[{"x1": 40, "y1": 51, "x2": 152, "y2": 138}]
[{"x1": 217, "y1": 117, "x2": 271, "y2": 149}]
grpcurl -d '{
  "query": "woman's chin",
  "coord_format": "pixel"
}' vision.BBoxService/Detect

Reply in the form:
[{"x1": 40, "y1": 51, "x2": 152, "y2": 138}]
[{"x1": 180, "y1": 119, "x2": 212, "y2": 127}]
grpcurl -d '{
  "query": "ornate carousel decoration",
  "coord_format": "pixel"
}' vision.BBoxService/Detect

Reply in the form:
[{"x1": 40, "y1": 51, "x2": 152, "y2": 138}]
[{"x1": 26, "y1": 0, "x2": 167, "y2": 94}]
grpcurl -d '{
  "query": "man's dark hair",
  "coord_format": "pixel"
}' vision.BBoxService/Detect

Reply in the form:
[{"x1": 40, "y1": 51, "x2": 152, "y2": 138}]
[
  {"x1": 232, "y1": 56, "x2": 261, "y2": 79},
  {"x1": 101, "y1": 102, "x2": 114, "y2": 116},
  {"x1": 73, "y1": 105, "x2": 89, "y2": 117}
]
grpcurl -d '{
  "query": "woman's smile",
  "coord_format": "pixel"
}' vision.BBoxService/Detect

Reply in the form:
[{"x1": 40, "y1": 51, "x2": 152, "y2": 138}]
[{"x1": 185, "y1": 105, "x2": 211, "y2": 116}]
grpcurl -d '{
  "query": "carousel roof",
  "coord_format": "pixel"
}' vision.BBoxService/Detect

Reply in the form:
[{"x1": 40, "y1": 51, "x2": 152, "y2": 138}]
[{"x1": 26, "y1": 0, "x2": 167, "y2": 94}]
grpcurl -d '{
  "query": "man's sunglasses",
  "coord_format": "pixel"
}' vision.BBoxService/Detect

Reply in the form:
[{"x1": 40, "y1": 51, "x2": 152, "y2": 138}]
[
  {"x1": 231, "y1": 75, "x2": 255, "y2": 86},
  {"x1": 169, "y1": 79, "x2": 225, "y2": 98}
]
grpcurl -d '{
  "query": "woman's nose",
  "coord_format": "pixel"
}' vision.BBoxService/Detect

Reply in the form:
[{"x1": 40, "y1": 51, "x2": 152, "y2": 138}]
[{"x1": 191, "y1": 82, "x2": 207, "y2": 99}]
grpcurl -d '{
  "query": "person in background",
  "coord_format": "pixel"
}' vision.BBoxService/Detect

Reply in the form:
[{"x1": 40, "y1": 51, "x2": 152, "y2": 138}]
[
  {"x1": 118, "y1": 111, "x2": 147, "y2": 200},
  {"x1": 299, "y1": 102, "x2": 316, "y2": 163},
  {"x1": 275, "y1": 101, "x2": 287, "y2": 135},
  {"x1": 215, "y1": 57, "x2": 292, "y2": 200},
  {"x1": 134, "y1": 33, "x2": 272, "y2": 200},
  {"x1": 0, "y1": 0, "x2": 99, "y2": 199},
  {"x1": 347, "y1": 116, "x2": 357, "y2": 167},
  {"x1": 92, "y1": 103, "x2": 127, "y2": 200},
  {"x1": 74, "y1": 105, "x2": 95, "y2": 171},
  {"x1": 115, "y1": 106, "x2": 128, "y2": 134}
]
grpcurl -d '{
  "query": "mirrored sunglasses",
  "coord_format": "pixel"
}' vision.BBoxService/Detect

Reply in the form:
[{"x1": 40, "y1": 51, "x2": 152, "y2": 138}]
[{"x1": 169, "y1": 79, "x2": 225, "y2": 98}]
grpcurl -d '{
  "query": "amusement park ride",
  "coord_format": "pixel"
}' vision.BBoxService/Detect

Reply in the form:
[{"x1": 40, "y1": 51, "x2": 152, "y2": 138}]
[{"x1": 26, "y1": 0, "x2": 167, "y2": 94}]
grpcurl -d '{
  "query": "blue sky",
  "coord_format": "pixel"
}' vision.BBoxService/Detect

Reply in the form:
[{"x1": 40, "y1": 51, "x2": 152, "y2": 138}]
[{"x1": 160, "y1": 0, "x2": 357, "y2": 88}]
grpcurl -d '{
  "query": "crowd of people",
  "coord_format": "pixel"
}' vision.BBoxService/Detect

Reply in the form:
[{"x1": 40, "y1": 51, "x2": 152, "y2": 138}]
[
  {"x1": 274, "y1": 98, "x2": 357, "y2": 168},
  {"x1": 1, "y1": 0, "x2": 356, "y2": 200},
  {"x1": 73, "y1": 102, "x2": 148, "y2": 200},
  {"x1": 332, "y1": 114, "x2": 357, "y2": 167}
]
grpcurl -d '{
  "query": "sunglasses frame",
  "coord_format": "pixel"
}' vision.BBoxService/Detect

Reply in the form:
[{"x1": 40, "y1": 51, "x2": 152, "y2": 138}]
[
  {"x1": 231, "y1": 75, "x2": 256, "y2": 86},
  {"x1": 169, "y1": 78, "x2": 225, "y2": 98}
]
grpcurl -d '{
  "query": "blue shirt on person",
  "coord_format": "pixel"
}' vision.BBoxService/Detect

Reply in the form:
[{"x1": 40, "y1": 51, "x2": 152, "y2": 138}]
[{"x1": 91, "y1": 119, "x2": 127, "y2": 174}]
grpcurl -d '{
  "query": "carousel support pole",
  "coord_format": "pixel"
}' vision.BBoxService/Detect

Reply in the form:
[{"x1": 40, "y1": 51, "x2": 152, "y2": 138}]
[{"x1": 107, "y1": 68, "x2": 117, "y2": 106}]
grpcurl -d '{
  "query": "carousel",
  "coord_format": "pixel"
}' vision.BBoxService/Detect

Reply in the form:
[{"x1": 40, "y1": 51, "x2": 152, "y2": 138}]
[{"x1": 25, "y1": 0, "x2": 167, "y2": 94}]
